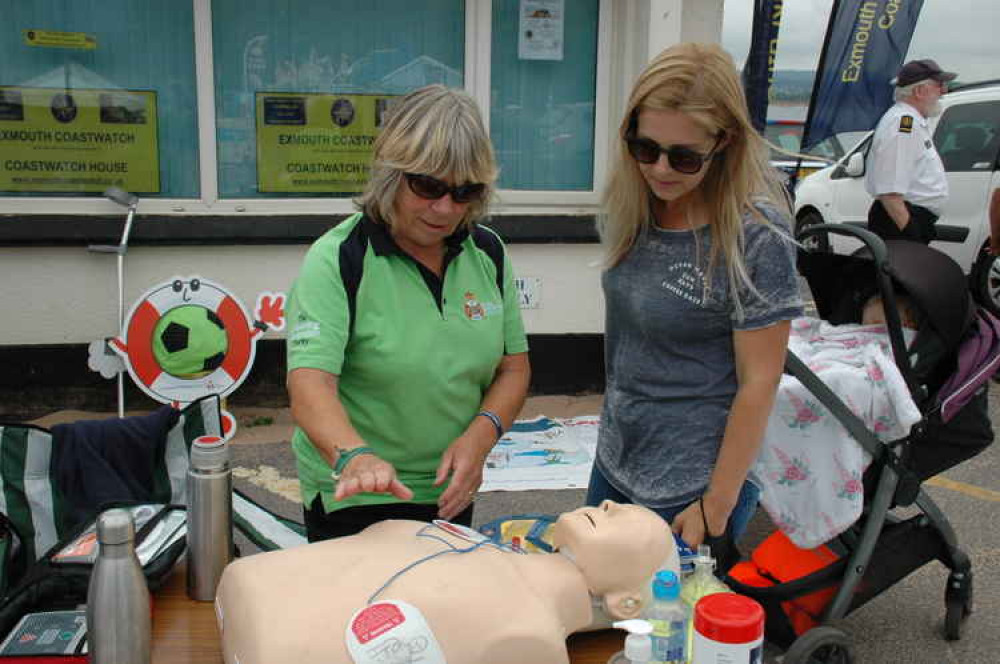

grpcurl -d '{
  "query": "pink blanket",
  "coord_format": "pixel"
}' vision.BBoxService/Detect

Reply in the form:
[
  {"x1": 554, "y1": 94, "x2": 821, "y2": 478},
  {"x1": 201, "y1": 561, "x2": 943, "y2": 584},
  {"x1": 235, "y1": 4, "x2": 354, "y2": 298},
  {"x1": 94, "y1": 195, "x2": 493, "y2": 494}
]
[{"x1": 751, "y1": 317, "x2": 921, "y2": 549}]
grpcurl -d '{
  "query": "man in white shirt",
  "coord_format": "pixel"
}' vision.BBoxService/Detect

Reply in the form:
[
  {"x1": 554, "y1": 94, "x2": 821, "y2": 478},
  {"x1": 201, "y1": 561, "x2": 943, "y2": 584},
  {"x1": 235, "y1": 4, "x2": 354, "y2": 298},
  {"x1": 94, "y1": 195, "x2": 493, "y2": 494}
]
[{"x1": 865, "y1": 59, "x2": 957, "y2": 244}]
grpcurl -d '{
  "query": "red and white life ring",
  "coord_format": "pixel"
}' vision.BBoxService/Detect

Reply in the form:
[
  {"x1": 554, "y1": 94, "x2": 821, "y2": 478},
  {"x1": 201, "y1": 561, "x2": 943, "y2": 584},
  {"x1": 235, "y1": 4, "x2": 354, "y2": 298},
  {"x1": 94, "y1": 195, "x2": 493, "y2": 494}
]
[{"x1": 112, "y1": 276, "x2": 262, "y2": 406}]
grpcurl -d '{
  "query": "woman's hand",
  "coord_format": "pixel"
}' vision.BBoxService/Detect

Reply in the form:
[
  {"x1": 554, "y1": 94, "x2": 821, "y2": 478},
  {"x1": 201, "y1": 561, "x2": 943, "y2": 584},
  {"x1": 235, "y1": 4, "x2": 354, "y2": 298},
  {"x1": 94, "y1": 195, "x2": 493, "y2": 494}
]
[
  {"x1": 670, "y1": 494, "x2": 731, "y2": 550},
  {"x1": 434, "y1": 430, "x2": 492, "y2": 521},
  {"x1": 333, "y1": 452, "x2": 413, "y2": 502}
]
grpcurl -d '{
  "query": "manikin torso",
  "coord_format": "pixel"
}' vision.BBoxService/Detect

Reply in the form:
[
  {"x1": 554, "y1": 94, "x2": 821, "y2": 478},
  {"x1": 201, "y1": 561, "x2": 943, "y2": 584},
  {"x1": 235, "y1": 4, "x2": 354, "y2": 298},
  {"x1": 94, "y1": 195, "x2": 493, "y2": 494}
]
[{"x1": 217, "y1": 520, "x2": 595, "y2": 664}]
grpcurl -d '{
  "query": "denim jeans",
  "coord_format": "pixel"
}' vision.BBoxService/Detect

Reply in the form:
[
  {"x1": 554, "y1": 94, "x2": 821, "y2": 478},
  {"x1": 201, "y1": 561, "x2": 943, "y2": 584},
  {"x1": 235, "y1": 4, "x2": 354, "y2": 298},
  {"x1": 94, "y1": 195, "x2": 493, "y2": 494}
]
[{"x1": 585, "y1": 463, "x2": 760, "y2": 543}]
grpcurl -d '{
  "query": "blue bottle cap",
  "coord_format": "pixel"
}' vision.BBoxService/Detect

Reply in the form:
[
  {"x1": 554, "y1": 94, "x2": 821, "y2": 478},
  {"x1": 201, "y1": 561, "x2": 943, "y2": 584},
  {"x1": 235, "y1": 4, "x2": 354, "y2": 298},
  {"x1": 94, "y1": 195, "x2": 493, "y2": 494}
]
[{"x1": 653, "y1": 569, "x2": 680, "y2": 600}]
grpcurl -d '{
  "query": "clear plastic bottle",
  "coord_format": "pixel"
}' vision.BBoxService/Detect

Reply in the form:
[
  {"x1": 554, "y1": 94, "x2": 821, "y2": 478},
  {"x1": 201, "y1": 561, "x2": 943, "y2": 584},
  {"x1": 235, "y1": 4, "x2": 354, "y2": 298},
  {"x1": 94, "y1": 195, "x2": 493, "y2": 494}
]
[
  {"x1": 680, "y1": 545, "x2": 731, "y2": 660},
  {"x1": 607, "y1": 619, "x2": 654, "y2": 664},
  {"x1": 86, "y1": 508, "x2": 151, "y2": 664},
  {"x1": 644, "y1": 570, "x2": 688, "y2": 664},
  {"x1": 680, "y1": 545, "x2": 730, "y2": 608}
]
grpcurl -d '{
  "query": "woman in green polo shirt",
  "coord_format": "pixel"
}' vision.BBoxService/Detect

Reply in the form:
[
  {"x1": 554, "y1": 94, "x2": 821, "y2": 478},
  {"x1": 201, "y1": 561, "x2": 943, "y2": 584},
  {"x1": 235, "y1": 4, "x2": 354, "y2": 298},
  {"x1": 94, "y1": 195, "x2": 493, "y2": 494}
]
[{"x1": 286, "y1": 85, "x2": 531, "y2": 541}]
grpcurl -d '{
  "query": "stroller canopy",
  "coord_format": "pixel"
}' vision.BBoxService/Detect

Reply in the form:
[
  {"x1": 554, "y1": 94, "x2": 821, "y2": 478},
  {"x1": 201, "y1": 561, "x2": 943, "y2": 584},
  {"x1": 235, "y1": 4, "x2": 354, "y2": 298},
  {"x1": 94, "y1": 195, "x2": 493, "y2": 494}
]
[{"x1": 800, "y1": 240, "x2": 976, "y2": 353}]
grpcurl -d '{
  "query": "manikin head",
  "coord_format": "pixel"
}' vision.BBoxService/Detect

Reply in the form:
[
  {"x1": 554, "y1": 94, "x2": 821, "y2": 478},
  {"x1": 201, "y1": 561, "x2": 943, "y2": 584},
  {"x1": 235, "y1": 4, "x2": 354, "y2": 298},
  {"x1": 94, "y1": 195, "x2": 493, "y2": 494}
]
[{"x1": 552, "y1": 501, "x2": 672, "y2": 620}]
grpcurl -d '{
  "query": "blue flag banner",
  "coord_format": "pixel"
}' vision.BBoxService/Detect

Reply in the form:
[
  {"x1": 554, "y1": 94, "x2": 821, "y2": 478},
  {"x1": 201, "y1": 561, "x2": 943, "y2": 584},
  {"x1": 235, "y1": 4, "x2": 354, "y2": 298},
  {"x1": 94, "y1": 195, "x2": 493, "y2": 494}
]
[
  {"x1": 743, "y1": 0, "x2": 784, "y2": 133},
  {"x1": 802, "y1": 0, "x2": 924, "y2": 150}
]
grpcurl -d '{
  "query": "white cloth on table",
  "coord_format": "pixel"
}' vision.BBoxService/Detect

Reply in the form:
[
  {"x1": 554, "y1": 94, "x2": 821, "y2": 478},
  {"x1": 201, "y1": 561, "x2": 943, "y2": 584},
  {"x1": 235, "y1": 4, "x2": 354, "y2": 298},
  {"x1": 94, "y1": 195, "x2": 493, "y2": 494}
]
[{"x1": 751, "y1": 317, "x2": 922, "y2": 549}]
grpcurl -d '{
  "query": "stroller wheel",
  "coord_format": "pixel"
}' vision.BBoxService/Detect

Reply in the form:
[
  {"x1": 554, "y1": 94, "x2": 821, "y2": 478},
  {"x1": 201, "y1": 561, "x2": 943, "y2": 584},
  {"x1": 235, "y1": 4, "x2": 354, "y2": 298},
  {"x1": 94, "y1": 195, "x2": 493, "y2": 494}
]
[
  {"x1": 944, "y1": 570, "x2": 974, "y2": 641},
  {"x1": 783, "y1": 626, "x2": 854, "y2": 664}
]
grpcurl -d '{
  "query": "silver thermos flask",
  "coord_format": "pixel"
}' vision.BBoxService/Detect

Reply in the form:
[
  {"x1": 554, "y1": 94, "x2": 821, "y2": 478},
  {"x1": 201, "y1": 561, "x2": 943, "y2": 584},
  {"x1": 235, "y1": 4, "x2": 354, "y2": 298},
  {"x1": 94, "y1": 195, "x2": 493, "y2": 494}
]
[
  {"x1": 86, "y1": 508, "x2": 151, "y2": 664},
  {"x1": 186, "y1": 436, "x2": 233, "y2": 601}
]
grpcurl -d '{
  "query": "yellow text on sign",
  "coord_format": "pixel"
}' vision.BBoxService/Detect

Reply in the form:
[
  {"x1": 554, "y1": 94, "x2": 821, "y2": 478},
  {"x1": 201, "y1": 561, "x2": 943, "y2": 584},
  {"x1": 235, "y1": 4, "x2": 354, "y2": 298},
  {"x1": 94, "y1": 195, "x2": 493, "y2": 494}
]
[
  {"x1": 255, "y1": 92, "x2": 394, "y2": 194},
  {"x1": 0, "y1": 86, "x2": 159, "y2": 193}
]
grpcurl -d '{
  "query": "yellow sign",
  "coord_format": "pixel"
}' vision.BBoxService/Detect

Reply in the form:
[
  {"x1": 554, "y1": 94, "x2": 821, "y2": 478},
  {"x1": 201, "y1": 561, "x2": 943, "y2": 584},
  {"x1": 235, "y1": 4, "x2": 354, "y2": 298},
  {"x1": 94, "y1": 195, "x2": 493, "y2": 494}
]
[
  {"x1": 0, "y1": 87, "x2": 159, "y2": 193},
  {"x1": 23, "y1": 29, "x2": 97, "y2": 50},
  {"x1": 255, "y1": 92, "x2": 393, "y2": 193}
]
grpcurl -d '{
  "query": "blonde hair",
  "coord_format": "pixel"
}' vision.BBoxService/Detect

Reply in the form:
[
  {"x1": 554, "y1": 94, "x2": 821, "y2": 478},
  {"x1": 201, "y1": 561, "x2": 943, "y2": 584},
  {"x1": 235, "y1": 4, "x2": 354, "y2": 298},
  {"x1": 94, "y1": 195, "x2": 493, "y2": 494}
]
[
  {"x1": 356, "y1": 84, "x2": 498, "y2": 228},
  {"x1": 599, "y1": 43, "x2": 791, "y2": 310}
]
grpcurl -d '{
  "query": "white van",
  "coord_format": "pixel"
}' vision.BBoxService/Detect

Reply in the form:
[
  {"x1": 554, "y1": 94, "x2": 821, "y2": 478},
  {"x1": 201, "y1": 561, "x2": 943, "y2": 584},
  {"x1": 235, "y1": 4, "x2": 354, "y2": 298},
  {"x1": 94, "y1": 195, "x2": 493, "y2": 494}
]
[{"x1": 793, "y1": 81, "x2": 1000, "y2": 314}]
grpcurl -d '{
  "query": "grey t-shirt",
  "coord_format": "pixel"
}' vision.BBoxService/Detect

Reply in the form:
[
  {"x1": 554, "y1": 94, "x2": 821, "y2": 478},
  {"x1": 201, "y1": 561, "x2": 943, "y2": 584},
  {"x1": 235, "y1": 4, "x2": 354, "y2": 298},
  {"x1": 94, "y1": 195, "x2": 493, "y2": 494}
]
[{"x1": 596, "y1": 204, "x2": 804, "y2": 509}]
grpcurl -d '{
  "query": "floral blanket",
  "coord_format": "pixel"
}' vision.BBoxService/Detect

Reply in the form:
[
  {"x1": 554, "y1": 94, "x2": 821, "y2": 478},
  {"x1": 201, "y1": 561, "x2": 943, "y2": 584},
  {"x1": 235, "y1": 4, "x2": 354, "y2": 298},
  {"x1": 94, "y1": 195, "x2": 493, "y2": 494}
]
[{"x1": 751, "y1": 317, "x2": 921, "y2": 549}]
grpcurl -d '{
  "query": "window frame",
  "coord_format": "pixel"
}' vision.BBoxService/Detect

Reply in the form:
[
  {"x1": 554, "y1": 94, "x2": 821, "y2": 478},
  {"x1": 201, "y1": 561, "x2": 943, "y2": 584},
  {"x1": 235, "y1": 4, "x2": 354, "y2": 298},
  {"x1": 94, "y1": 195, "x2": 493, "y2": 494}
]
[{"x1": 1, "y1": 0, "x2": 612, "y2": 217}]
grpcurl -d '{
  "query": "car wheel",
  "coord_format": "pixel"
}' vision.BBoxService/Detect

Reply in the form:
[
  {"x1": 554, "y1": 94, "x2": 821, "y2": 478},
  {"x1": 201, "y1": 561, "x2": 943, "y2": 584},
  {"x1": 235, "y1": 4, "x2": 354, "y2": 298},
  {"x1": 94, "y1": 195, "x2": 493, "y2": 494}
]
[
  {"x1": 796, "y1": 210, "x2": 830, "y2": 253},
  {"x1": 971, "y1": 249, "x2": 1000, "y2": 317}
]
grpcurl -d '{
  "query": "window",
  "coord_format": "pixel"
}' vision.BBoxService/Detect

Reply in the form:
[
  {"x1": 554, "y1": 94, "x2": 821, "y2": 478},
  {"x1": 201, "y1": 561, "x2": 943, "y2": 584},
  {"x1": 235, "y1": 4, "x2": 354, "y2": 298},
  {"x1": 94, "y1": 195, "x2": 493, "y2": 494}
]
[
  {"x1": 489, "y1": 0, "x2": 599, "y2": 191},
  {"x1": 0, "y1": 1, "x2": 199, "y2": 198},
  {"x1": 2, "y1": 0, "x2": 611, "y2": 213},
  {"x1": 212, "y1": 0, "x2": 466, "y2": 198},
  {"x1": 934, "y1": 101, "x2": 1000, "y2": 173}
]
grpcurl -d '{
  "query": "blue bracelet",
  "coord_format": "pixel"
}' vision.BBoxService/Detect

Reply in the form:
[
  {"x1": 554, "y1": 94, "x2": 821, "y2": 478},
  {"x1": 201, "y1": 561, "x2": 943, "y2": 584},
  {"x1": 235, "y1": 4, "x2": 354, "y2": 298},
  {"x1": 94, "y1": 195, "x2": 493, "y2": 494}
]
[
  {"x1": 477, "y1": 410, "x2": 504, "y2": 440},
  {"x1": 330, "y1": 446, "x2": 376, "y2": 481}
]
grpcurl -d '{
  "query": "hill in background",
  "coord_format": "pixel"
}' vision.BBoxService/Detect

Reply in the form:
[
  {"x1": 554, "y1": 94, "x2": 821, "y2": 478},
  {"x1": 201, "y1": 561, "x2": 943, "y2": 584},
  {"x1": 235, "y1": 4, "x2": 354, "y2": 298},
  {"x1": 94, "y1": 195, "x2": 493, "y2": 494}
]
[{"x1": 768, "y1": 70, "x2": 815, "y2": 104}]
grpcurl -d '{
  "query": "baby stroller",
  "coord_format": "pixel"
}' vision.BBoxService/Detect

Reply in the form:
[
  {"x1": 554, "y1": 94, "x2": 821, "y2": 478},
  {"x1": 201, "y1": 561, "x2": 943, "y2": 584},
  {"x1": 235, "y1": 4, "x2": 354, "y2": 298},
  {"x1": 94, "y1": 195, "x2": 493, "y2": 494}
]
[{"x1": 726, "y1": 225, "x2": 999, "y2": 663}]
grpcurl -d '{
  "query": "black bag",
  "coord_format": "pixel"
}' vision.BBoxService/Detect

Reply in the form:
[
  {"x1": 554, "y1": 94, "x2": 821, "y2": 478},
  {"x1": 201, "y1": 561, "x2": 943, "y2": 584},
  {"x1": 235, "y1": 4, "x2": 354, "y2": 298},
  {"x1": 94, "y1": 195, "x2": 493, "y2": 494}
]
[{"x1": 0, "y1": 502, "x2": 186, "y2": 640}]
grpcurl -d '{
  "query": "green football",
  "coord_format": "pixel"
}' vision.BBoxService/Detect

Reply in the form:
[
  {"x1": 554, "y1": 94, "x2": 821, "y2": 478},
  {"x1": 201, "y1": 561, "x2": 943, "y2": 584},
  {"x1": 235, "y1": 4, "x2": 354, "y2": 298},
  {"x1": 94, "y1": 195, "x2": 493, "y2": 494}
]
[{"x1": 152, "y1": 305, "x2": 228, "y2": 378}]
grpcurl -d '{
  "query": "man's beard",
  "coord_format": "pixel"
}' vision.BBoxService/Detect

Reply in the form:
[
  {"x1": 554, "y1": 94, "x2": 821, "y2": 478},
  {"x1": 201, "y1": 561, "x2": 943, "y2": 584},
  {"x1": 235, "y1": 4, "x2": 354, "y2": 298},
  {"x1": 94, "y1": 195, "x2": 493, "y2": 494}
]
[{"x1": 926, "y1": 100, "x2": 943, "y2": 117}]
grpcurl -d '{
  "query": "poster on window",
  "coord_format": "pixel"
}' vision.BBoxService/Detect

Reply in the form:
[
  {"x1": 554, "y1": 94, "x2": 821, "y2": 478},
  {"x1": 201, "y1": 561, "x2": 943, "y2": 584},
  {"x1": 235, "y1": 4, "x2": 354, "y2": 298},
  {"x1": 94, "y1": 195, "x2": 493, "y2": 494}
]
[
  {"x1": 518, "y1": 0, "x2": 564, "y2": 61},
  {"x1": 255, "y1": 92, "x2": 394, "y2": 193},
  {"x1": 0, "y1": 86, "x2": 159, "y2": 193}
]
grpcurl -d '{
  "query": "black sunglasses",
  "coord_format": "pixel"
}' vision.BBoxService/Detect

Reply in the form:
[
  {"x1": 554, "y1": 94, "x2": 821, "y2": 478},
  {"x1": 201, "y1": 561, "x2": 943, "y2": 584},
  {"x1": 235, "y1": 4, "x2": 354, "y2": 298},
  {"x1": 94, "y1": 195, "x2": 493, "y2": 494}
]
[
  {"x1": 625, "y1": 133, "x2": 724, "y2": 174},
  {"x1": 404, "y1": 173, "x2": 486, "y2": 204}
]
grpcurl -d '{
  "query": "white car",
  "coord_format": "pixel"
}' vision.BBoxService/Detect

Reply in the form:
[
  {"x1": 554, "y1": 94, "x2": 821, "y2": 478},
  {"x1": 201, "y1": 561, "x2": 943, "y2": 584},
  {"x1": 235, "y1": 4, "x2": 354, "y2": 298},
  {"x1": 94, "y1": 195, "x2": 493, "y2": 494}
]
[{"x1": 793, "y1": 81, "x2": 1000, "y2": 314}]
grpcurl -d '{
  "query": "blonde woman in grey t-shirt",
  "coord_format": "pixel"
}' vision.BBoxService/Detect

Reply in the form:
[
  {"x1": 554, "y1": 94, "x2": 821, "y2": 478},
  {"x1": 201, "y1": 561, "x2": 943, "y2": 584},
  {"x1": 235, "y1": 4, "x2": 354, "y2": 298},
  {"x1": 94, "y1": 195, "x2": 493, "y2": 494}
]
[{"x1": 589, "y1": 43, "x2": 803, "y2": 566}]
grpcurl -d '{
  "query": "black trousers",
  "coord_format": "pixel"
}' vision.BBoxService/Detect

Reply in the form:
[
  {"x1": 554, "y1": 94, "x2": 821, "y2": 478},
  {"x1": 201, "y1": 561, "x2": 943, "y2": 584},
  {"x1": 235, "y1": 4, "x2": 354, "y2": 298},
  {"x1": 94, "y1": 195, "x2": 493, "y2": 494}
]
[
  {"x1": 303, "y1": 495, "x2": 475, "y2": 542},
  {"x1": 867, "y1": 199, "x2": 938, "y2": 244}
]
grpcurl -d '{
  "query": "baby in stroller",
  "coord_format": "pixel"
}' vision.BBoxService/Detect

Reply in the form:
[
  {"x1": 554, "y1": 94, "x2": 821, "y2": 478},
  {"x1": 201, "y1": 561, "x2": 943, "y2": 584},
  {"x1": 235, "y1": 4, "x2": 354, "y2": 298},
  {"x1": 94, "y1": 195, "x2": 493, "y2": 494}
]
[
  {"x1": 730, "y1": 227, "x2": 999, "y2": 663},
  {"x1": 860, "y1": 293, "x2": 920, "y2": 329}
]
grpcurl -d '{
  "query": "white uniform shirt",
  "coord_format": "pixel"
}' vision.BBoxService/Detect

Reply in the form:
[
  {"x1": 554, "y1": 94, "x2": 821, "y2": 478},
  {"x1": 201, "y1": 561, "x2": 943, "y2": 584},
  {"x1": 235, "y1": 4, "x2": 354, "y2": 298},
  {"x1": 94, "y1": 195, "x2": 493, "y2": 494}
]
[{"x1": 864, "y1": 101, "x2": 948, "y2": 214}]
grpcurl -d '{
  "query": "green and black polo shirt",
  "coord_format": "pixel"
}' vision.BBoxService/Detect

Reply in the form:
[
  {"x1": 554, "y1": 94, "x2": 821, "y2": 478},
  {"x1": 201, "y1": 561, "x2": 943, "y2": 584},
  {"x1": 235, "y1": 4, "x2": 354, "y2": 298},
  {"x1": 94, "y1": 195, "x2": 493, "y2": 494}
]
[{"x1": 286, "y1": 212, "x2": 529, "y2": 512}]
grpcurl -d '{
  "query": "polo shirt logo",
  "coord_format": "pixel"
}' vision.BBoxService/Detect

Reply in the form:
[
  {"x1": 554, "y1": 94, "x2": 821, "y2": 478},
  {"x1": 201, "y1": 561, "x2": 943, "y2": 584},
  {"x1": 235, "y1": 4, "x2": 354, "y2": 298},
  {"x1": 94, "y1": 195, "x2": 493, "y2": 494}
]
[
  {"x1": 289, "y1": 319, "x2": 321, "y2": 344},
  {"x1": 463, "y1": 291, "x2": 486, "y2": 320}
]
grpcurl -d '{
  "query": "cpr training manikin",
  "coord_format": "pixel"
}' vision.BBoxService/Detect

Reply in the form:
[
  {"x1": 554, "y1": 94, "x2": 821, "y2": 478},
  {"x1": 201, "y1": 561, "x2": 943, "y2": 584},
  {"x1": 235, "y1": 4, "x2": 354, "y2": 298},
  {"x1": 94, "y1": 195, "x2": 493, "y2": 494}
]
[{"x1": 216, "y1": 501, "x2": 678, "y2": 664}]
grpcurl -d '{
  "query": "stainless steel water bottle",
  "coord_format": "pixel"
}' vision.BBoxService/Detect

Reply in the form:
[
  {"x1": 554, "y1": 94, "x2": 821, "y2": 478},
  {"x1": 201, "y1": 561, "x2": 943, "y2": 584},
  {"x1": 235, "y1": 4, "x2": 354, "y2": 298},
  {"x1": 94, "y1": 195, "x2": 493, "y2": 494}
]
[
  {"x1": 186, "y1": 435, "x2": 233, "y2": 601},
  {"x1": 86, "y1": 508, "x2": 151, "y2": 664}
]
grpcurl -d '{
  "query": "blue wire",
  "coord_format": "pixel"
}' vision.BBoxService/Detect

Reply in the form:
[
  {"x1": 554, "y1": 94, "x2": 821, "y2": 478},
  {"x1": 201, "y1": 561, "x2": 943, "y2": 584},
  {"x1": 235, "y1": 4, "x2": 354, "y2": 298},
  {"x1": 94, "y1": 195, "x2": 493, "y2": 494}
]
[{"x1": 365, "y1": 524, "x2": 518, "y2": 604}]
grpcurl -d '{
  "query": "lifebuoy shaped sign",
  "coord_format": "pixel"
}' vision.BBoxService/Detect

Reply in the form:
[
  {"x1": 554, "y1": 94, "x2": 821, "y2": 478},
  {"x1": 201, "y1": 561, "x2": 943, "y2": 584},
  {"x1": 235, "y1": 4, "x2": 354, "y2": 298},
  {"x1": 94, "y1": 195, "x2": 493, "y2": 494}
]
[{"x1": 111, "y1": 276, "x2": 283, "y2": 406}]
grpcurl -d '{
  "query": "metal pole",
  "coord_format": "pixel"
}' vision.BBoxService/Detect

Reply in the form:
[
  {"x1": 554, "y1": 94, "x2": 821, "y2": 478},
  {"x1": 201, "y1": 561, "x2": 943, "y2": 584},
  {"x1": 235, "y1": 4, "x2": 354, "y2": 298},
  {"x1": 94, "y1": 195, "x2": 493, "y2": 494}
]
[
  {"x1": 93, "y1": 187, "x2": 139, "y2": 418},
  {"x1": 791, "y1": 0, "x2": 842, "y2": 192},
  {"x1": 115, "y1": 203, "x2": 136, "y2": 418},
  {"x1": 116, "y1": 249, "x2": 125, "y2": 418}
]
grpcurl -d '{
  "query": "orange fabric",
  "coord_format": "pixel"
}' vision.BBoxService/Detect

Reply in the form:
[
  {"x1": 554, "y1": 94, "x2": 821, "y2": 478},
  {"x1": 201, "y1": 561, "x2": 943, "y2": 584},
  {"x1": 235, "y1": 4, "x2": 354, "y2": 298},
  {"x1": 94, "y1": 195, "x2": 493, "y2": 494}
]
[
  {"x1": 729, "y1": 561, "x2": 772, "y2": 587},
  {"x1": 731, "y1": 531, "x2": 842, "y2": 635}
]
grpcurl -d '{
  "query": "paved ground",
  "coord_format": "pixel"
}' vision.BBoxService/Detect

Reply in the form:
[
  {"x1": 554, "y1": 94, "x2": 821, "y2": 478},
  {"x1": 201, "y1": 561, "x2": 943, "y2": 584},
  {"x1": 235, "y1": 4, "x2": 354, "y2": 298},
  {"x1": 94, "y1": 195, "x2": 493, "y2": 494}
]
[{"x1": 32, "y1": 387, "x2": 1000, "y2": 663}]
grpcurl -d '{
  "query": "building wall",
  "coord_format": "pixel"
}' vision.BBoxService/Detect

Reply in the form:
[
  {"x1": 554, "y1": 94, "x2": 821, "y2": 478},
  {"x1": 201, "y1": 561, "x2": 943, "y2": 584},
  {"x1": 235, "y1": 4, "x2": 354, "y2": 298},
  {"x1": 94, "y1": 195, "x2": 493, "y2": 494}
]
[
  {"x1": 0, "y1": 242, "x2": 607, "y2": 345},
  {"x1": 0, "y1": 0, "x2": 724, "y2": 413}
]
